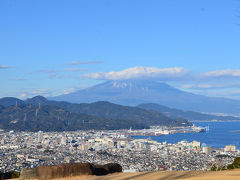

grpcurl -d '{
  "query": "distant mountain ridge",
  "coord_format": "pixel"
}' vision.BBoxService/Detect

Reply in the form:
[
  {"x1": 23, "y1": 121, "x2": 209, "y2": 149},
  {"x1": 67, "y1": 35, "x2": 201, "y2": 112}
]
[
  {"x1": 138, "y1": 103, "x2": 240, "y2": 121},
  {"x1": 51, "y1": 79, "x2": 240, "y2": 114},
  {"x1": 25, "y1": 96, "x2": 240, "y2": 122}
]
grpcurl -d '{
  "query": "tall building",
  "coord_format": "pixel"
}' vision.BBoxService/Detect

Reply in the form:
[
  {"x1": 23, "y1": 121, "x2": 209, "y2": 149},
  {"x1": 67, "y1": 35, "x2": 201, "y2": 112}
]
[
  {"x1": 224, "y1": 145, "x2": 237, "y2": 152},
  {"x1": 203, "y1": 146, "x2": 212, "y2": 154},
  {"x1": 61, "y1": 136, "x2": 67, "y2": 145},
  {"x1": 0, "y1": 139, "x2": 5, "y2": 145},
  {"x1": 38, "y1": 131, "x2": 43, "y2": 143}
]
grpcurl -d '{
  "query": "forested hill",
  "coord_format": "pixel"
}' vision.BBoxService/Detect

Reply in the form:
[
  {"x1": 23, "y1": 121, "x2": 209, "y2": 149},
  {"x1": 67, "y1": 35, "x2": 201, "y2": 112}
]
[
  {"x1": 0, "y1": 96, "x2": 192, "y2": 131},
  {"x1": 24, "y1": 96, "x2": 192, "y2": 127},
  {"x1": 0, "y1": 104, "x2": 147, "y2": 131}
]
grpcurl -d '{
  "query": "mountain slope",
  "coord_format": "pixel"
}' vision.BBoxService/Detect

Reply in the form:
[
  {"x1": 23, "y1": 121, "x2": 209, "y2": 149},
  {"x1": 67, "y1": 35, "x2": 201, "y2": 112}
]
[
  {"x1": 138, "y1": 103, "x2": 240, "y2": 121},
  {"x1": 0, "y1": 97, "x2": 25, "y2": 107},
  {"x1": 0, "y1": 104, "x2": 147, "y2": 131},
  {"x1": 25, "y1": 96, "x2": 192, "y2": 127},
  {"x1": 51, "y1": 79, "x2": 240, "y2": 114},
  {"x1": 0, "y1": 96, "x2": 192, "y2": 131}
]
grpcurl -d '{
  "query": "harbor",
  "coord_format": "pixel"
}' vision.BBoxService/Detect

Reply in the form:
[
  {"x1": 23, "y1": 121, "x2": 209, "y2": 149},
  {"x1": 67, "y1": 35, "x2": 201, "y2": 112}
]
[{"x1": 126, "y1": 124, "x2": 209, "y2": 136}]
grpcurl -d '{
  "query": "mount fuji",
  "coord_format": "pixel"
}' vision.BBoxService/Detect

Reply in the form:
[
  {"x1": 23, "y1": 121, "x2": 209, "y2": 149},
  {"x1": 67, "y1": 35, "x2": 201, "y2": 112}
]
[{"x1": 51, "y1": 79, "x2": 240, "y2": 114}]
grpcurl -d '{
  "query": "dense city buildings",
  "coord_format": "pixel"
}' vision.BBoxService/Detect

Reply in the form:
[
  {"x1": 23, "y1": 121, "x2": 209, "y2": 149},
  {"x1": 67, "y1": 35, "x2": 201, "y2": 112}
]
[{"x1": 0, "y1": 130, "x2": 238, "y2": 173}]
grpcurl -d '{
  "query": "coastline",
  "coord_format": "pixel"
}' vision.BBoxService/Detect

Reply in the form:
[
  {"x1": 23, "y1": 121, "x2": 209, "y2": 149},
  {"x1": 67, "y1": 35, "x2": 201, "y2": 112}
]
[
  {"x1": 133, "y1": 121, "x2": 240, "y2": 149},
  {"x1": 190, "y1": 120, "x2": 240, "y2": 122}
]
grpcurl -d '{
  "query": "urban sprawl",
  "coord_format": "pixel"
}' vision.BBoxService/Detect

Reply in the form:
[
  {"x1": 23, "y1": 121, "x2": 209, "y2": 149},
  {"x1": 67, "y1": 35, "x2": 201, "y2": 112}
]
[{"x1": 0, "y1": 129, "x2": 238, "y2": 173}]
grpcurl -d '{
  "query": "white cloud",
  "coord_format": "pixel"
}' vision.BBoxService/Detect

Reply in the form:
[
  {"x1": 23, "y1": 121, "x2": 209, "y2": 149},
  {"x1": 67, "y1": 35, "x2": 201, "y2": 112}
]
[
  {"x1": 20, "y1": 93, "x2": 27, "y2": 98},
  {"x1": 63, "y1": 88, "x2": 76, "y2": 94},
  {"x1": 10, "y1": 78, "x2": 25, "y2": 81},
  {"x1": 17, "y1": 89, "x2": 54, "y2": 99},
  {"x1": 65, "y1": 61, "x2": 104, "y2": 66},
  {"x1": 0, "y1": 65, "x2": 11, "y2": 69},
  {"x1": 32, "y1": 68, "x2": 84, "y2": 80},
  {"x1": 82, "y1": 66, "x2": 189, "y2": 80},
  {"x1": 18, "y1": 66, "x2": 240, "y2": 100},
  {"x1": 48, "y1": 74, "x2": 57, "y2": 79},
  {"x1": 185, "y1": 89, "x2": 240, "y2": 100},
  {"x1": 56, "y1": 75, "x2": 71, "y2": 79},
  {"x1": 37, "y1": 69, "x2": 58, "y2": 74},
  {"x1": 64, "y1": 68, "x2": 88, "y2": 72},
  {"x1": 31, "y1": 89, "x2": 50, "y2": 95},
  {"x1": 181, "y1": 82, "x2": 240, "y2": 90},
  {"x1": 17, "y1": 86, "x2": 86, "y2": 99},
  {"x1": 202, "y1": 69, "x2": 240, "y2": 78},
  {"x1": 181, "y1": 84, "x2": 214, "y2": 89}
]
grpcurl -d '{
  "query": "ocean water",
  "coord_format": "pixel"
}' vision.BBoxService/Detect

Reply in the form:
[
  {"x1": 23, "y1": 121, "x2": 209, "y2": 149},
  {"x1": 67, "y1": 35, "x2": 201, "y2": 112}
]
[{"x1": 133, "y1": 122, "x2": 240, "y2": 149}]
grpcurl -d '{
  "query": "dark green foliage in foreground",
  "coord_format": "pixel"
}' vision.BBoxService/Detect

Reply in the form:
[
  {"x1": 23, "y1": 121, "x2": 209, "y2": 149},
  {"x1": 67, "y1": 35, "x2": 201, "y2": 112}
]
[
  {"x1": 226, "y1": 157, "x2": 240, "y2": 170},
  {"x1": 231, "y1": 157, "x2": 240, "y2": 169},
  {"x1": 0, "y1": 171, "x2": 20, "y2": 179},
  {"x1": 211, "y1": 164, "x2": 217, "y2": 171},
  {"x1": 210, "y1": 164, "x2": 226, "y2": 171},
  {"x1": 227, "y1": 164, "x2": 234, "y2": 170},
  {"x1": 211, "y1": 157, "x2": 240, "y2": 171}
]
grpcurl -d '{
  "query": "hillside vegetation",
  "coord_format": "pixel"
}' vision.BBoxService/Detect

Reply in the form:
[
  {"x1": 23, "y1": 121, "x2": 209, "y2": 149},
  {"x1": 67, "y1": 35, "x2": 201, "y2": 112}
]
[{"x1": 0, "y1": 96, "x2": 191, "y2": 131}]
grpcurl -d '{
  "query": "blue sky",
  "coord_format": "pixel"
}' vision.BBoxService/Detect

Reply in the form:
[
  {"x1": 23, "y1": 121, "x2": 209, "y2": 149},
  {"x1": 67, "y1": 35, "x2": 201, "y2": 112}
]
[{"x1": 0, "y1": 0, "x2": 240, "y2": 99}]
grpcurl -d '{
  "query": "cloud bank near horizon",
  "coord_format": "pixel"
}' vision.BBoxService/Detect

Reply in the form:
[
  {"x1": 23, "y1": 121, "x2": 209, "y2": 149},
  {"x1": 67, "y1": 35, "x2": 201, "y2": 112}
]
[
  {"x1": 202, "y1": 69, "x2": 240, "y2": 78},
  {"x1": 0, "y1": 64, "x2": 11, "y2": 69},
  {"x1": 81, "y1": 66, "x2": 240, "y2": 91},
  {"x1": 4, "y1": 65, "x2": 240, "y2": 100},
  {"x1": 65, "y1": 61, "x2": 104, "y2": 66},
  {"x1": 83, "y1": 67, "x2": 190, "y2": 80}
]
